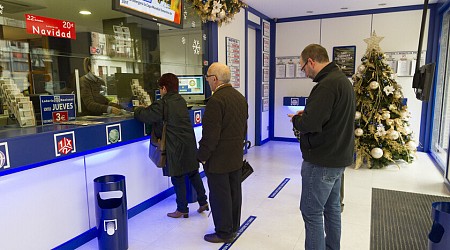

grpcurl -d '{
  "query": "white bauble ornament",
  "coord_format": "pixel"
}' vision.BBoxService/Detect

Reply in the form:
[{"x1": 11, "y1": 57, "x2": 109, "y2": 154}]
[
  {"x1": 371, "y1": 147, "x2": 383, "y2": 159},
  {"x1": 381, "y1": 112, "x2": 390, "y2": 120},
  {"x1": 355, "y1": 128, "x2": 364, "y2": 136},
  {"x1": 355, "y1": 111, "x2": 361, "y2": 120},
  {"x1": 404, "y1": 126, "x2": 412, "y2": 135},
  {"x1": 219, "y1": 10, "x2": 226, "y2": 19},
  {"x1": 406, "y1": 141, "x2": 417, "y2": 151},
  {"x1": 389, "y1": 130, "x2": 399, "y2": 140},
  {"x1": 369, "y1": 81, "x2": 379, "y2": 89},
  {"x1": 400, "y1": 110, "x2": 408, "y2": 119},
  {"x1": 358, "y1": 65, "x2": 366, "y2": 72}
]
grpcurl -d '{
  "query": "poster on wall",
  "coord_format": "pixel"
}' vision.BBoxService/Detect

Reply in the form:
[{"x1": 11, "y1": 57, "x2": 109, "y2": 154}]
[
  {"x1": 332, "y1": 46, "x2": 356, "y2": 77},
  {"x1": 276, "y1": 64, "x2": 286, "y2": 78},
  {"x1": 263, "y1": 37, "x2": 270, "y2": 52},
  {"x1": 262, "y1": 98, "x2": 269, "y2": 112},
  {"x1": 226, "y1": 37, "x2": 241, "y2": 88},
  {"x1": 263, "y1": 20, "x2": 270, "y2": 37},
  {"x1": 263, "y1": 83, "x2": 269, "y2": 98},
  {"x1": 263, "y1": 53, "x2": 269, "y2": 67},
  {"x1": 263, "y1": 68, "x2": 270, "y2": 82}
]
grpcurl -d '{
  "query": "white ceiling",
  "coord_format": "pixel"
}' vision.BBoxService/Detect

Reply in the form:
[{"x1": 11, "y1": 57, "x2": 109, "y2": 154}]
[{"x1": 244, "y1": 0, "x2": 437, "y2": 20}]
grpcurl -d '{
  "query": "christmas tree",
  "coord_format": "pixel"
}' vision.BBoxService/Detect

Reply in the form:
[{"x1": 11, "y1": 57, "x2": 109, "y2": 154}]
[{"x1": 353, "y1": 31, "x2": 416, "y2": 169}]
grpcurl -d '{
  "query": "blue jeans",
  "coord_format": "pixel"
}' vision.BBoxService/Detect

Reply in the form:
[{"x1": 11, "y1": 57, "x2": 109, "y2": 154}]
[{"x1": 300, "y1": 161, "x2": 345, "y2": 250}]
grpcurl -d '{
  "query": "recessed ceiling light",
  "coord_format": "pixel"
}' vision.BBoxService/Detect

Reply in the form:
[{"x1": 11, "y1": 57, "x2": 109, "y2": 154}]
[
  {"x1": 306, "y1": 11, "x2": 314, "y2": 14},
  {"x1": 79, "y1": 10, "x2": 92, "y2": 15},
  {"x1": 341, "y1": 7, "x2": 348, "y2": 10},
  {"x1": 378, "y1": 3, "x2": 387, "y2": 6}
]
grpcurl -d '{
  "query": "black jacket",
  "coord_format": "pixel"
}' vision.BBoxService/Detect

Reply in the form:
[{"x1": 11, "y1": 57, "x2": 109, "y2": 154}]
[
  {"x1": 292, "y1": 63, "x2": 355, "y2": 167},
  {"x1": 134, "y1": 92, "x2": 199, "y2": 176},
  {"x1": 78, "y1": 74, "x2": 122, "y2": 116},
  {"x1": 197, "y1": 84, "x2": 248, "y2": 174}
]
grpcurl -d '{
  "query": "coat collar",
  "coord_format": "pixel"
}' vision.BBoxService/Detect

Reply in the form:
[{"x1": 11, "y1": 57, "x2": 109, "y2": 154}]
[{"x1": 313, "y1": 62, "x2": 339, "y2": 83}]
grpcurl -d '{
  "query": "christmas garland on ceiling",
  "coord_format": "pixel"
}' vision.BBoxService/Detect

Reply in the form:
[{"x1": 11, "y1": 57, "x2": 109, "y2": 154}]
[{"x1": 188, "y1": 0, "x2": 247, "y2": 26}]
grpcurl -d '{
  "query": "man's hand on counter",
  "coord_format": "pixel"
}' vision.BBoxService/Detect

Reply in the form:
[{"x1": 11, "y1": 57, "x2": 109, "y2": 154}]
[{"x1": 111, "y1": 107, "x2": 122, "y2": 115}]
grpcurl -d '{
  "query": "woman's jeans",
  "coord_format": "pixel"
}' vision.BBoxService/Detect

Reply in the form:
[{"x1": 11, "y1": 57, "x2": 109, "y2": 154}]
[
  {"x1": 171, "y1": 169, "x2": 207, "y2": 213},
  {"x1": 300, "y1": 161, "x2": 345, "y2": 250}
]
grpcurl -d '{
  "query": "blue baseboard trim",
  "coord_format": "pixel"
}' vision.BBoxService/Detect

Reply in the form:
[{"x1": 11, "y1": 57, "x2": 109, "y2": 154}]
[
  {"x1": 260, "y1": 138, "x2": 270, "y2": 145},
  {"x1": 53, "y1": 172, "x2": 207, "y2": 249},
  {"x1": 271, "y1": 137, "x2": 298, "y2": 142},
  {"x1": 52, "y1": 228, "x2": 97, "y2": 250},
  {"x1": 128, "y1": 187, "x2": 176, "y2": 218}
]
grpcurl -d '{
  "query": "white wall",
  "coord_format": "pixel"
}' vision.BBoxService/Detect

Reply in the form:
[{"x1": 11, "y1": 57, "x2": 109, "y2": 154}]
[{"x1": 274, "y1": 10, "x2": 427, "y2": 139}]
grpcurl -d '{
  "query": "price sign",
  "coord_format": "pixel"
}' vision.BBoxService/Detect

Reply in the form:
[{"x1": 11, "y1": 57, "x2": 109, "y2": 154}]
[
  {"x1": 52, "y1": 111, "x2": 69, "y2": 123},
  {"x1": 25, "y1": 14, "x2": 76, "y2": 40},
  {"x1": 40, "y1": 94, "x2": 76, "y2": 125}
]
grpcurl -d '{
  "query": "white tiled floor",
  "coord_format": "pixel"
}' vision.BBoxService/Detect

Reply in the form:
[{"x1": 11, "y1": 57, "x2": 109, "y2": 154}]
[{"x1": 77, "y1": 141, "x2": 450, "y2": 250}]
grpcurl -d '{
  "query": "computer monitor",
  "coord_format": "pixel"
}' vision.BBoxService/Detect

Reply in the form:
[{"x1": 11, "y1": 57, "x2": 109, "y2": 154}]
[{"x1": 178, "y1": 75, "x2": 205, "y2": 104}]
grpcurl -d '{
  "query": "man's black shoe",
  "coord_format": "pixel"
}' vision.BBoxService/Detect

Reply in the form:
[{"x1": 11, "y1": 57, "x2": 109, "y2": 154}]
[{"x1": 204, "y1": 233, "x2": 233, "y2": 243}]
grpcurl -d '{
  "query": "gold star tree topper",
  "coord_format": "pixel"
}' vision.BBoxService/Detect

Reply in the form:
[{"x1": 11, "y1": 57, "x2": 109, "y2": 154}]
[{"x1": 364, "y1": 31, "x2": 384, "y2": 52}]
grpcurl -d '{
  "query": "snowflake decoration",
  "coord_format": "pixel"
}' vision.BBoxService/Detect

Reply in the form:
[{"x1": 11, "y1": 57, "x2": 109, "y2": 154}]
[
  {"x1": 184, "y1": 10, "x2": 188, "y2": 20},
  {"x1": 203, "y1": 34, "x2": 207, "y2": 41},
  {"x1": 191, "y1": 21, "x2": 196, "y2": 28},
  {"x1": 192, "y1": 39, "x2": 201, "y2": 55},
  {"x1": 181, "y1": 37, "x2": 186, "y2": 45},
  {"x1": 0, "y1": 4, "x2": 3, "y2": 15},
  {"x1": 383, "y1": 85, "x2": 395, "y2": 95}
]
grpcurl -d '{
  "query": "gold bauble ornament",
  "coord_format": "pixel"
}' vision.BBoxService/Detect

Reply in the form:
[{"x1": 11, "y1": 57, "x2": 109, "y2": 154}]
[{"x1": 369, "y1": 81, "x2": 379, "y2": 89}]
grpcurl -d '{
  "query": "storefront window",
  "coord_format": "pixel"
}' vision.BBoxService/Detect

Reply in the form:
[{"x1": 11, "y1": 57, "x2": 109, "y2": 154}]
[
  {"x1": 0, "y1": 0, "x2": 206, "y2": 118},
  {"x1": 431, "y1": 10, "x2": 450, "y2": 178}
]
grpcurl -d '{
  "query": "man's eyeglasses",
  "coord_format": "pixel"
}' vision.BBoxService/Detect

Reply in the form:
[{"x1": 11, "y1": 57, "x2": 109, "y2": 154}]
[
  {"x1": 300, "y1": 60, "x2": 309, "y2": 72},
  {"x1": 205, "y1": 74, "x2": 216, "y2": 79}
]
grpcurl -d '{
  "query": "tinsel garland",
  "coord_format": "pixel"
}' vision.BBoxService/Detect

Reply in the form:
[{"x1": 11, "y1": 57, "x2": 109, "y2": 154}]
[{"x1": 187, "y1": 0, "x2": 247, "y2": 26}]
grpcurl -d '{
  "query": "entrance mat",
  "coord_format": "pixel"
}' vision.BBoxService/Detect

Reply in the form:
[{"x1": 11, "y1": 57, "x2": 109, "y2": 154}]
[{"x1": 370, "y1": 188, "x2": 450, "y2": 250}]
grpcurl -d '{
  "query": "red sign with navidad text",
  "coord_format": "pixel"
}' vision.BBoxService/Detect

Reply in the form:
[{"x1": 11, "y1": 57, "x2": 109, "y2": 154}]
[{"x1": 25, "y1": 14, "x2": 76, "y2": 40}]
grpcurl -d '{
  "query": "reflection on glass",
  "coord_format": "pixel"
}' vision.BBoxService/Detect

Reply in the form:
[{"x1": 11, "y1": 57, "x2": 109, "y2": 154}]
[{"x1": 0, "y1": 0, "x2": 205, "y2": 118}]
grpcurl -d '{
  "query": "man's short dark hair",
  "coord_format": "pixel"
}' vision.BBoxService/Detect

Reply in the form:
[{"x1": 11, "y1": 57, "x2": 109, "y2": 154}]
[
  {"x1": 158, "y1": 73, "x2": 179, "y2": 93},
  {"x1": 301, "y1": 44, "x2": 329, "y2": 63}
]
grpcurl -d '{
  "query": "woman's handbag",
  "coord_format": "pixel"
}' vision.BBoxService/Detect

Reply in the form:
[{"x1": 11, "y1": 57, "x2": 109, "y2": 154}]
[
  {"x1": 149, "y1": 122, "x2": 167, "y2": 168},
  {"x1": 148, "y1": 100, "x2": 167, "y2": 168}
]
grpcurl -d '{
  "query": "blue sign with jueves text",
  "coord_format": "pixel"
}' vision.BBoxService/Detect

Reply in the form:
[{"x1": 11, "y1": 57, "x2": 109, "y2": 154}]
[{"x1": 40, "y1": 94, "x2": 76, "y2": 125}]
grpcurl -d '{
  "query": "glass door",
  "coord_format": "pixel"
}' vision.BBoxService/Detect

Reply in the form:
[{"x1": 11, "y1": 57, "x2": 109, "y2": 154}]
[{"x1": 431, "y1": 11, "x2": 450, "y2": 181}]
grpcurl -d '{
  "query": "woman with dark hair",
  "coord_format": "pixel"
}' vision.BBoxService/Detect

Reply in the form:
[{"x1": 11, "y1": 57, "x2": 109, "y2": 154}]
[{"x1": 134, "y1": 73, "x2": 208, "y2": 218}]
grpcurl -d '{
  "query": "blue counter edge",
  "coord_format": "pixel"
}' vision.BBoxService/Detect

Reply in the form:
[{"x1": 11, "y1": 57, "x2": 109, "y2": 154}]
[{"x1": 53, "y1": 171, "x2": 206, "y2": 250}]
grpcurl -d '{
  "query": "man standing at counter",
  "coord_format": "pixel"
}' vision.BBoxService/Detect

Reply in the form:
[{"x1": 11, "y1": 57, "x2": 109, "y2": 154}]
[
  {"x1": 79, "y1": 57, "x2": 123, "y2": 116},
  {"x1": 197, "y1": 62, "x2": 248, "y2": 243}
]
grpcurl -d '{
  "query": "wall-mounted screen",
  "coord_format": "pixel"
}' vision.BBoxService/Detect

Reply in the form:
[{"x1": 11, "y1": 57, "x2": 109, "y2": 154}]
[
  {"x1": 178, "y1": 75, "x2": 205, "y2": 104},
  {"x1": 112, "y1": 0, "x2": 183, "y2": 29}
]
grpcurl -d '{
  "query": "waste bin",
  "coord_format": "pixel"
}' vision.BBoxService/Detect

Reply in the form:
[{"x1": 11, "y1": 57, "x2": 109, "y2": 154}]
[
  {"x1": 94, "y1": 175, "x2": 128, "y2": 250},
  {"x1": 428, "y1": 201, "x2": 450, "y2": 250}
]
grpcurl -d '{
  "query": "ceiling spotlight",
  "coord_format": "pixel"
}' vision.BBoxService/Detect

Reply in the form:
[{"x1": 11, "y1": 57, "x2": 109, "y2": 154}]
[
  {"x1": 341, "y1": 7, "x2": 348, "y2": 10},
  {"x1": 79, "y1": 10, "x2": 92, "y2": 15},
  {"x1": 378, "y1": 3, "x2": 387, "y2": 6},
  {"x1": 306, "y1": 11, "x2": 314, "y2": 14}
]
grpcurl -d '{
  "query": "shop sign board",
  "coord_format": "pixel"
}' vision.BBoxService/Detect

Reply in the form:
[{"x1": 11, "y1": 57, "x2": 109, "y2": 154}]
[
  {"x1": 40, "y1": 94, "x2": 76, "y2": 125},
  {"x1": 25, "y1": 14, "x2": 76, "y2": 40}
]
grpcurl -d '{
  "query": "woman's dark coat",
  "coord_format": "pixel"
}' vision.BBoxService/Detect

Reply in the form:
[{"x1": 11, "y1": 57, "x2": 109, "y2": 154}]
[{"x1": 134, "y1": 92, "x2": 199, "y2": 176}]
